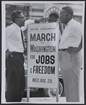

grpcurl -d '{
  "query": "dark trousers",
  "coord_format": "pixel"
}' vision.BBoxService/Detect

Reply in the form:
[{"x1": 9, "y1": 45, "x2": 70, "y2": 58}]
[{"x1": 6, "y1": 52, "x2": 25, "y2": 102}]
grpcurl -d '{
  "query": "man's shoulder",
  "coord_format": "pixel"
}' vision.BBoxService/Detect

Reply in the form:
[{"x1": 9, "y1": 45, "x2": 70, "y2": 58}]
[
  {"x1": 7, "y1": 23, "x2": 14, "y2": 28},
  {"x1": 70, "y1": 19, "x2": 82, "y2": 29},
  {"x1": 6, "y1": 23, "x2": 16, "y2": 30},
  {"x1": 72, "y1": 19, "x2": 81, "y2": 26},
  {"x1": 6, "y1": 23, "x2": 18, "y2": 34}
]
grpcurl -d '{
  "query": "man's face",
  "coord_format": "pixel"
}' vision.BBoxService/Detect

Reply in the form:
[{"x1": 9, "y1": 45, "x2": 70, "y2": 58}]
[
  {"x1": 60, "y1": 9, "x2": 70, "y2": 24},
  {"x1": 17, "y1": 13, "x2": 25, "y2": 27}
]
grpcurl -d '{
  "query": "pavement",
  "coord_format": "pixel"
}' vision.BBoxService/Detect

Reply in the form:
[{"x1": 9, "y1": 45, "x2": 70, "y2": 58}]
[
  {"x1": 21, "y1": 97, "x2": 66, "y2": 103},
  {"x1": 21, "y1": 96, "x2": 84, "y2": 104},
  {"x1": 3, "y1": 96, "x2": 84, "y2": 104}
]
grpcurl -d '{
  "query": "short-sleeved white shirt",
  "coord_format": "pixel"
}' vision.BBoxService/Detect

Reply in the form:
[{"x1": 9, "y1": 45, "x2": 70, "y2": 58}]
[
  {"x1": 6, "y1": 23, "x2": 24, "y2": 52},
  {"x1": 6, "y1": 19, "x2": 34, "y2": 52},
  {"x1": 59, "y1": 19, "x2": 82, "y2": 49}
]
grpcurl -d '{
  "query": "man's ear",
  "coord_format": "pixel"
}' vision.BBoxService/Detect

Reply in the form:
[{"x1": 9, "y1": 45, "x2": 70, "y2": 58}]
[{"x1": 15, "y1": 18, "x2": 18, "y2": 23}]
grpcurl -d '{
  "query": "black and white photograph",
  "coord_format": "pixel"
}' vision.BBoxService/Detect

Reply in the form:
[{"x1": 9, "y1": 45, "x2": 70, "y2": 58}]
[{"x1": 1, "y1": 1, "x2": 85, "y2": 104}]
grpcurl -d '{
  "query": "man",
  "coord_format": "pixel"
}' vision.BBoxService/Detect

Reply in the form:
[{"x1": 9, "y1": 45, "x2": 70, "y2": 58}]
[
  {"x1": 6, "y1": 9, "x2": 44, "y2": 102},
  {"x1": 6, "y1": 10, "x2": 27, "y2": 102},
  {"x1": 48, "y1": 13, "x2": 59, "y2": 22},
  {"x1": 59, "y1": 6, "x2": 82, "y2": 102},
  {"x1": 48, "y1": 13, "x2": 63, "y2": 36}
]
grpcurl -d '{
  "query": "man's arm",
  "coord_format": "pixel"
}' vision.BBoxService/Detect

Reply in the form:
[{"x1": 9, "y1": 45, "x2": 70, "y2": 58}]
[
  {"x1": 67, "y1": 38, "x2": 82, "y2": 54},
  {"x1": 5, "y1": 26, "x2": 12, "y2": 58},
  {"x1": 78, "y1": 38, "x2": 82, "y2": 51}
]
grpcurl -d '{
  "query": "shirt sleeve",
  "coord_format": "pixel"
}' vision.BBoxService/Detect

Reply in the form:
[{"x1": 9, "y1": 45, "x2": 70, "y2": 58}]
[
  {"x1": 72, "y1": 23, "x2": 82, "y2": 47},
  {"x1": 6, "y1": 26, "x2": 13, "y2": 51},
  {"x1": 6, "y1": 26, "x2": 12, "y2": 39}
]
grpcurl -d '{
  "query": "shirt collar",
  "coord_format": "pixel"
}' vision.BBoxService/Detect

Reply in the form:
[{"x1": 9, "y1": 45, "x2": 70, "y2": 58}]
[
  {"x1": 67, "y1": 18, "x2": 73, "y2": 26},
  {"x1": 13, "y1": 23, "x2": 21, "y2": 30}
]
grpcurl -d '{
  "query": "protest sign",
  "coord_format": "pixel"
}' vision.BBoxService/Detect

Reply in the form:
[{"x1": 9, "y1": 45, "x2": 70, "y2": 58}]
[{"x1": 27, "y1": 22, "x2": 60, "y2": 88}]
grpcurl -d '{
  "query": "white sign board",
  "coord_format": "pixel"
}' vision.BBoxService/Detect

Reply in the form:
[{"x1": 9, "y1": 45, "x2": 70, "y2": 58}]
[{"x1": 27, "y1": 22, "x2": 59, "y2": 88}]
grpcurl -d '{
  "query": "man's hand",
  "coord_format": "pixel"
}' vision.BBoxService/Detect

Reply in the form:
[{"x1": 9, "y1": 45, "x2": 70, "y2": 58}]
[
  {"x1": 6, "y1": 49, "x2": 11, "y2": 59},
  {"x1": 24, "y1": 48, "x2": 27, "y2": 56},
  {"x1": 67, "y1": 47, "x2": 80, "y2": 54},
  {"x1": 67, "y1": 39, "x2": 82, "y2": 54}
]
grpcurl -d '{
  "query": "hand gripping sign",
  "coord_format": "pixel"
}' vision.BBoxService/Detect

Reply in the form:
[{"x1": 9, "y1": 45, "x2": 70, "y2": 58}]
[{"x1": 27, "y1": 22, "x2": 60, "y2": 101}]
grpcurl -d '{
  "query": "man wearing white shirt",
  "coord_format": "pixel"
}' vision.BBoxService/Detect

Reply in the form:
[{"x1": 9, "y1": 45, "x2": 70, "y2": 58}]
[
  {"x1": 6, "y1": 10, "x2": 26, "y2": 102},
  {"x1": 59, "y1": 6, "x2": 82, "y2": 102},
  {"x1": 6, "y1": 9, "x2": 43, "y2": 102},
  {"x1": 6, "y1": 10, "x2": 37, "y2": 102}
]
